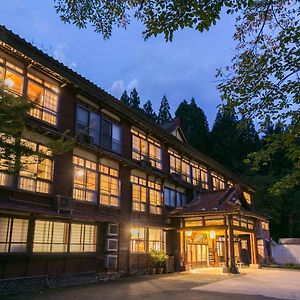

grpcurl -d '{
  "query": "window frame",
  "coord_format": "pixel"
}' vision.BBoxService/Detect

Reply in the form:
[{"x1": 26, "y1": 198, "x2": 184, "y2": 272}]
[
  {"x1": 131, "y1": 129, "x2": 162, "y2": 170},
  {"x1": 18, "y1": 140, "x2": 54, "y2": 194},
  {"x1": 0, "y1": 217, "x2": 29, "y2": 253}
]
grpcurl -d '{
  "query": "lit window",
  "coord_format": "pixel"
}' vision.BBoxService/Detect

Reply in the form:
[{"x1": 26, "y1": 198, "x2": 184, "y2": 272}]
[
  {"x1": 181, "y1": 159, "x2": 191, "y2": 183},
  {"x1": 169, "y1": 150, "x2": 181, "y2": 175},
  {"x1": 131, "y1": 129, "x2": 162, "y2": 169},
  {"x1": 0, "y1": 59, "x2": 24, "y2": 96},
  {"x1": 262, "y1": 222, "x2": 269, "y2": 230},
  {"x1": 99, "y1": 163, "x2": 120, "y2": 207},
  {"x1": 243, "y1": 192, "x2": 252, "y2": 204},
  {"x1": 33, "y1": 220, "x2": 68, "y2": 253},
  {"x1": 149, "y1": 228, "x2": 165, "y2": 251},
  {"x1": 149, "y1": 178, "x2": 162, "y2": 215},
  {"x1": 0, "y1": 217, "x2": 28, "y2": 252},
  {"x1": 191, "y1": 162, "x2": 208, "y2": 189},
  {"x1": 205, "y1": 218, "x2": 224, "y2": 226},
  {"x1": 130, "y1": 227, "x2": 146, "y2": 252},
  {"x1": 70, "y1": 224, "x2": 97, "y2": 252},
  {"x1": 0, "y1": 136, "x2": 14, "y2": 187},
  {"x1": 18, "y1": 140, "x2": 53, "y2": 194},
  {"x1": 211, "y1": 172, "x2": 225, "y2": 190},
  {"x1": 73, "y1": 156, "x2": 98, "y2": 202},
  {"x1": 27, "y1": 73, "x2": 59, "y2": 126},
  {"x1": 131, "y1": 174, "x2": 147, "y2": 212}
]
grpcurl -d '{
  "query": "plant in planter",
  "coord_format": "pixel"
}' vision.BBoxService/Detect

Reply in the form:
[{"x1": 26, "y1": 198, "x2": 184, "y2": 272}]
[{"x1": 149, "y1": 250, "x2": 167, "y2": 274}]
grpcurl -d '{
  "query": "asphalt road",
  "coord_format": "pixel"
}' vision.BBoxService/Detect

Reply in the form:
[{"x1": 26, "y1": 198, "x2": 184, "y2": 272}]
[{"x1": 4, "y1": 268, "x2": 299, "y2": 300}]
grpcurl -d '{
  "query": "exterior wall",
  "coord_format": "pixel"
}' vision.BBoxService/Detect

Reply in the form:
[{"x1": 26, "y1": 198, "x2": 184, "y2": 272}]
[
  {"x1": 272, "y1": 244, "x2": 300, "y2": 265},
  {"x1": 0, "y1": 29, "x2": 265, "y2": 279}
]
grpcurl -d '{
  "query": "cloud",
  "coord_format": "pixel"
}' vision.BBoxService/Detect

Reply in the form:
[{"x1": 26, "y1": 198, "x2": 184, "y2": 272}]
[
  {"x1": 110, "y1": 80, "x2": 125, "y2": 96},
  {"x1": 127, "y1": 78, "x2": 138, "y2": 91},
  {"x1": 53, "y1": 43, "x2": 77, "y2": 70},
  {"x1": 110, "y1": 78, "x2": 139, "y2": 97}
]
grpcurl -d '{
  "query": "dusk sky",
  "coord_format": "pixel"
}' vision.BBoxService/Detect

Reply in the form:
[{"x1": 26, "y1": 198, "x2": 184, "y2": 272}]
[{"x1": 1, "y1": 1, "x2": 237, "y2": 127}]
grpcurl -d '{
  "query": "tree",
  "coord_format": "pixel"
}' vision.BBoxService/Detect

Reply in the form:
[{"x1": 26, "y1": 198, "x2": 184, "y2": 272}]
[
  {"x1": 142, "y1": 100, "x2": 157, "y2": 122},
  {"x1": 120, "y1": 90, "x2": 130, "y2": 106},
  {"x1": 217, "y1": 1, "x2": 300, "y2": 194},
  {"x1": 54, "y1": 0, "x2": 249, "y2": 41},
  {"x1": 0, "y1": 85, "x2": 73, "y2": 174},
  {"x1": 129, "y1": 88, "x2": 140, "y2": 110},
  {"x1": 210, "y1": 105, "x2": 260, "y2": 174},
  {"x1": 175, "y1": 98, "x2": 210, "y2": 154},
  {"x1": 158, "y1": 95, "x2": 172, "y2": 124}
]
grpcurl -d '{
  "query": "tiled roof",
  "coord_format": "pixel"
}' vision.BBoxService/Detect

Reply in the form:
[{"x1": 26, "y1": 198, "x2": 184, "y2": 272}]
[{"x1": 170, "y1": 186, "x2": 267, "y2": 220}]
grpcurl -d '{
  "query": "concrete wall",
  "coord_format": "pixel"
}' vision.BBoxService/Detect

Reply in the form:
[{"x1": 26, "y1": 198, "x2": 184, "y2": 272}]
[{"x1": 272, "y1": 244, "x2": 300, "y2": 264}]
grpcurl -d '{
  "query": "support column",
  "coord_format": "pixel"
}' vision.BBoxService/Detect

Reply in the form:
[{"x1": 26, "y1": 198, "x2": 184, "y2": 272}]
[
  {"x1": 224, "y1": 226, "x2": 229, "y2": 268},
  {"x1": 250, "y1": 232, "x2": 260, "y2": 268},
  {"x1": 227, "y1": 215, "x2": 238, "y2": 273}
]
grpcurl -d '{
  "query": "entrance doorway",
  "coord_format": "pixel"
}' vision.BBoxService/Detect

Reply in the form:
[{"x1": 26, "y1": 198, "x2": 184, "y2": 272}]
[{"x1": 187, "y1": 243, "x2": 207, "y2": 268}]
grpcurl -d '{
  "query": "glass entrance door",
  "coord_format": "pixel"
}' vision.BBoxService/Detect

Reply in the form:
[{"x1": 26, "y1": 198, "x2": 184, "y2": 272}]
[{"x1": 187, "y1": 243, "x2": 207, "y2": 268}]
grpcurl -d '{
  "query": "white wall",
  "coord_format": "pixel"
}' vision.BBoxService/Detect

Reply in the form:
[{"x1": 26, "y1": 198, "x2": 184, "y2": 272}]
[{"x1": 272, "y1": 244, "x2": 300, "y2": 264}]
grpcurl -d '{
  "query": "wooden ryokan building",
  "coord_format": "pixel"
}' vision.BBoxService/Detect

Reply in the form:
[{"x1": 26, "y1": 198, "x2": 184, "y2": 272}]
[{"x1": 0, "y1": 26, "x2": 271, "y2": 280}]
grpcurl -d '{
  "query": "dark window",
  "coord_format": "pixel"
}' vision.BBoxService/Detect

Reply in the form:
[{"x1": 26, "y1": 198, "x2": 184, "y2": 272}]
[
  {"x1": 102, "y1": 119, "x2": 112, "y2": 149},
  {"x1": 164, "y1": 188, "x2": 185, "y2": 208},
  {"x1": 76, "y1": 106, "x2": 100, "y2": 146},
  {"x1": 76, "y1": 105, "x2": 121, "y2": 153}
]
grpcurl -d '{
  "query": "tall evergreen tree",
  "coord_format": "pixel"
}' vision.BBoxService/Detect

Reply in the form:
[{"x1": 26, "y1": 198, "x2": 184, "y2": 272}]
[
  {"x1": 120, "y1": 90, "x2": 130, "y2": 106},
  {"x1": 210, "y1": 105, "x2": 259, "y2": 174},
  {"x1": 142, "y1": 100, "x2": 157, "y2": 122},
  {"x1": 175, "y1": 98, "x2": 210, "y2": 154},
  {"x1": 129, "y1": 88, "x2": 140, "y2": 110},
  {"x1": 158, "y1": 95, "x2": 172, "y2": 124}
]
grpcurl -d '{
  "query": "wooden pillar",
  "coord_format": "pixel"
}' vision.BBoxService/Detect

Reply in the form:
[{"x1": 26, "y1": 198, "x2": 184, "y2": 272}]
[
  {"x1": 251, "y1": 233, "x2": 259, "y2": 265},
  {"x1": 227, "y1": 215, "x2": 237, "y2": 273},
  {"x1": 224, "y1": 226, "x2": 229, "y2": 268}
]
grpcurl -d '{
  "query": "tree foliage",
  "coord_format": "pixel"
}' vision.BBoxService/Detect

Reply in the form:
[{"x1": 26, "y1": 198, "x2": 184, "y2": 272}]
[
  {"x1": 54, "y1": 0, "x2": 249, "y2": 41},
  {"x1": 175, "y1": 98, "x2": 210, "y2": 154},
  {"x1": 217, "y1": 0, "x2": 300, "y2": 194},
  {"x1": 142, "y1": 100, "x2": 157, "y2": 122},
  {"x1": 210, "y1": 105, "x2": 260, "y2": 174},
  {"x1": 129, "y1": 88, "x2": 141, "y2": 110},
  {"x1": 120, "y1": 90, "x2": 130, "y2": 106},
  {"x1": 158, "y1": 95, "x2": 172, "y2": 124}
]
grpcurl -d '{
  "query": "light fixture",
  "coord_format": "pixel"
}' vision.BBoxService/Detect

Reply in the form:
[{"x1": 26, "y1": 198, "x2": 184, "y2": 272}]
[
  {"x1": 4, "y1": 78, "x2": 14, "y2": 88},
  {"x1": 186, "y1": 231, "x2": 192, "y2": 237},
  {"x1": 209, "y1": 230, "x2": 216, "y2": 239}
]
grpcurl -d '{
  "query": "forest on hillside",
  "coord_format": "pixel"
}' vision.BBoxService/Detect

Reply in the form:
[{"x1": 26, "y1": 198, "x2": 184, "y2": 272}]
[{"x1": 120, "y1": 88, "x2": 300, "y2": 241}]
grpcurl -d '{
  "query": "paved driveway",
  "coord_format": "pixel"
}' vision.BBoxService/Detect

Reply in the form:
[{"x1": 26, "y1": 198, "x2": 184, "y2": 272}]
[
  {"x1": 193, "y1": 268, "x2": 300, "y2": 300},
  {"x1": 4, "y1": 268, "x2": 300, "y2": 300}
]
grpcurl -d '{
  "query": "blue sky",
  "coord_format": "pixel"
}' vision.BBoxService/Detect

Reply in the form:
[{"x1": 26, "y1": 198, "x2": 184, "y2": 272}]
[{"x1": 0, "y1": 1, "x2": 237, "y2": 127}]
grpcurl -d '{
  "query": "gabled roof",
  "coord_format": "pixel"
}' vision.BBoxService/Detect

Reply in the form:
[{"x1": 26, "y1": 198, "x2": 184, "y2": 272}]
[
  {"x1": 170, "y1": 186, "x2": 267, "y2": 220},
  {"x1": 161, "y1": 118, "x2": 188, "y2": 144}
]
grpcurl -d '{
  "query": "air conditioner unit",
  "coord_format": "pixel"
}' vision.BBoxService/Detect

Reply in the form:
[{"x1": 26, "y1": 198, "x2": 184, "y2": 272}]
[
  {"x1": 105, "y1": 238, "x2": 118, "y2": 251},
  {"x1": 104, "y1": 254, "x2": 118, "y2": 268},
  {"x1": 107, "y1": 223, "x2": 118, "y2": 236},
  {"x1": 53, "y1": 195, "x2": 74, "y2": 213}
]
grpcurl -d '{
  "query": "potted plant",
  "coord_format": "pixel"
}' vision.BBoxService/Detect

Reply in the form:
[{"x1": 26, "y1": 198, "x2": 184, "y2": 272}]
[{"x1": 149, "y1": 250, "x2": 167, "y2": 274}]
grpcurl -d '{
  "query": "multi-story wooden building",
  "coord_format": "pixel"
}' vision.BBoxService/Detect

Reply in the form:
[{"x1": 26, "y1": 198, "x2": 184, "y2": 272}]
[{"x1": 0, "y1": 26, "x2": 270, "y2": 280}]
